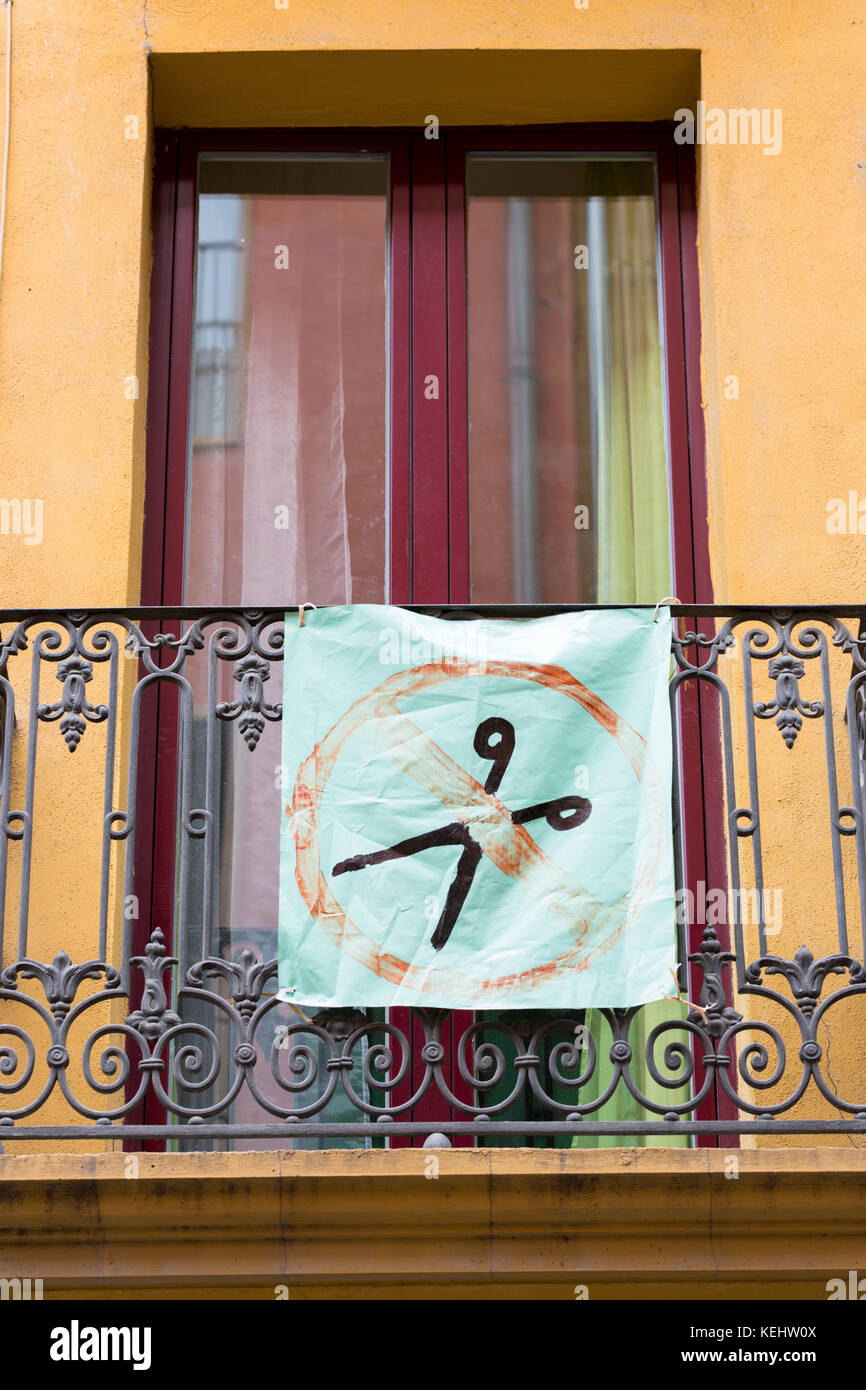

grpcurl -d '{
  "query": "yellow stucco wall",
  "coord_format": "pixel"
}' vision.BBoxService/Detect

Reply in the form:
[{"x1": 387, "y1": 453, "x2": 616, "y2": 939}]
[
  {"x1": 0, "y1": 1, "x2": 864, "y2": 1153},
  {"x1": 1, "y1": 2, "x2": 864, "y2": 608}
]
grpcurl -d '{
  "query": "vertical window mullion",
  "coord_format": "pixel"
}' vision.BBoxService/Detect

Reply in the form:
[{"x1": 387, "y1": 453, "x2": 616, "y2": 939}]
[
  {"x1": 446, "y1": 137, "x2": 470, "y2": 603},
  {"x1": 389, "y1": 138, "x2": 412, "y2": 604},
  {"x1": 410, "y1": 135, "x2": 450, "y2": 602}
]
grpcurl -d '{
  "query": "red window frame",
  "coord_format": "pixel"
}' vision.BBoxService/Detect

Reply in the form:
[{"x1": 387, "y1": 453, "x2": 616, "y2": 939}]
[{"x1": 139, "y1": 124, "x2": 733, "y2": 1145}]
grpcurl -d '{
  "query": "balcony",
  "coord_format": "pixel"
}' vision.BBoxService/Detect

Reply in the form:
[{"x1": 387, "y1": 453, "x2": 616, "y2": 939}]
[{"x1": 1, "y1": 604, "x2": 865, "y2": 1148}]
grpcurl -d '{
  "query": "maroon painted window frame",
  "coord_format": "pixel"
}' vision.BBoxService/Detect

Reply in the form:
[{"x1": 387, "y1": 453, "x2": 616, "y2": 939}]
[{"x1": 139, "y1": 124, "x2": 733, "y2": 1145}]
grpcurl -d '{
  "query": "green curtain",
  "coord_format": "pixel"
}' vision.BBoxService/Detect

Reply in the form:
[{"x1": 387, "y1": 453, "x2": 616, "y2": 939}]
[{"x1": 573, "y1": 164, "x2": 689, "y2": 1149}]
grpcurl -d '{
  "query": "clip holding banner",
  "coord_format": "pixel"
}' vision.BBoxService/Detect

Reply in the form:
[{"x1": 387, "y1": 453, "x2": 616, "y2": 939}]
[{"x1": 653, "y1": 595, "x2": 680, "y2": 622}]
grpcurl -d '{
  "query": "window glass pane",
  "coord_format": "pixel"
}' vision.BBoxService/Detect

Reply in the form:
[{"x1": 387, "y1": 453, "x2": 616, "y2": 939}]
[
  {"x1": 467, "y1": 155, "x2": 685, "y2": 1151},
  {"x1": 466, "y1": 155, "x2": 671, "y2": 604},
  {"x1": 185, "y1": 155, "x2": 389, "y2": 606},
  {"x1": 178, "y1": 155, "x2": 389, "y2": 1151}
]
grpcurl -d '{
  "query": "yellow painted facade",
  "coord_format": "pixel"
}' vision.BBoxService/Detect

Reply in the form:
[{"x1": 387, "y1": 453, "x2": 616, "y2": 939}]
[
  {"x1": 0, "y1": 0, "x2": 865, "y2": 1292},
  {"x1": 2, "y1": 2, "x2": 864, "y2": 613}
]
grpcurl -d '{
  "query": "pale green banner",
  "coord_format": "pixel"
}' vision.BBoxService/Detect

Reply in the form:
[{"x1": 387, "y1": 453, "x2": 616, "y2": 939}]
[{"x1": 278, "y1": 605, "x2": 675, "y2": 1009}]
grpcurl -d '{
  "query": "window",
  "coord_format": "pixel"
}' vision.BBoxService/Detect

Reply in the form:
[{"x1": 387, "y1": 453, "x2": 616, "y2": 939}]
[{"x1": 142, "y1": 126, "x2": 712, "y2": 1147}]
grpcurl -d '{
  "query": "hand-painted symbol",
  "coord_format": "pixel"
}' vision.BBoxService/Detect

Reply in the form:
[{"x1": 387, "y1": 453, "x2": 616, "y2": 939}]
[
  {"x1": 332, "y1": 716, "x2": 591, "y2": 951},
  {"x1": 289, "y1": 658, "x2": 663, "y2": 1002}
]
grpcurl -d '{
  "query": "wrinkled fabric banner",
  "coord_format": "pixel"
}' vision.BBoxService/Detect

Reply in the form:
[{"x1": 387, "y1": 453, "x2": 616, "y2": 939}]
[{"x1": 278, "y1": 605, "x2": 675, "y2": 1009}]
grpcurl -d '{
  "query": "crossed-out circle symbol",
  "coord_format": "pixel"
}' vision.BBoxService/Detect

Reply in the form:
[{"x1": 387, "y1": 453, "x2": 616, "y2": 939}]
[{"x1": 288, "y1": 658, "x2": 666, "y2": 1002}]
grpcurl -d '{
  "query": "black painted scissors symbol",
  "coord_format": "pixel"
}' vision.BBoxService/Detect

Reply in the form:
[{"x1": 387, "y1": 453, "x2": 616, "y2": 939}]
[{"x1": 332, "y1": 716, "x2": 592, "y2": 951}]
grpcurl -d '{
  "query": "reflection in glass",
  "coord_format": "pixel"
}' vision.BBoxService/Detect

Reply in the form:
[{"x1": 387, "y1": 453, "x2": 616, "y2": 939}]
[
  {"x1": 177, "y1": 156, "x2": 389, "y2": 1150},
  {"x1": 467, "y1": 156, "x2": 685, "y2": 1152},
  {"x1": 467, "y1": 156, "x2": 672, "y2": 605}
]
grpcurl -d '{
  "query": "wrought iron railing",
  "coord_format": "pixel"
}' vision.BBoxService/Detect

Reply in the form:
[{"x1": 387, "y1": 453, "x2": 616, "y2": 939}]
[{"x1": 1, "y1": 605, "x2": 866, "y2": 1146}]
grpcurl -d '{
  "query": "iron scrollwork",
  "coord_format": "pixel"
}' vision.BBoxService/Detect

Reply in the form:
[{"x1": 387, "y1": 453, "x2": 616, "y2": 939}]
[
  {"x1": 0, "y1": 917, "x2": 863, "y2": 1136},
  {"x1": 0, "y1": 605, "x2": 864, "y2": 1140}
]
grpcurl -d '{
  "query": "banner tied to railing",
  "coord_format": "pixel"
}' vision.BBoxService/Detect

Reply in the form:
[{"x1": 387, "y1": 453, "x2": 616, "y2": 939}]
[{"x1": 277, "y1": 605, "x2": 676, "y2": 1009}]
